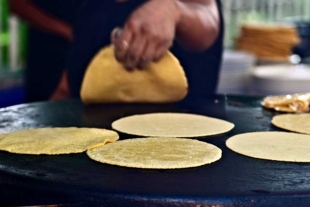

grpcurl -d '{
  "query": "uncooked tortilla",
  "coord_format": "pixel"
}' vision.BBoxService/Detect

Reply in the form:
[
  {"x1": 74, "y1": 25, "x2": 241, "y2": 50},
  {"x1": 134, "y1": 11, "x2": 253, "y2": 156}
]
[
  {"x1": 226, "y1": 131, "x2": 310, "y2": 162},
  {"x1": 271, "y1": 114, "x2": 310, "y2": 134},
  {"x1": 80, "y1": 45, "x2": 188, "y2": 104},
  {"x1": 0, "y1": 127, "x2": 119, "y2": 155},
  {"x1": 87, "y1": 137, "x2": 222, "y2": 169},
  {"x1": 112, "y1": 113, "x2": 234, "y2": 138}
]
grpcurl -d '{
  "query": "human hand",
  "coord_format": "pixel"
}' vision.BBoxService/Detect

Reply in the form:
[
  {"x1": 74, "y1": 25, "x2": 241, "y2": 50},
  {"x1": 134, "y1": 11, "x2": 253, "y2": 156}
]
[{"x1": 112, "y1": 0, "x2": 180, "y2": 70}]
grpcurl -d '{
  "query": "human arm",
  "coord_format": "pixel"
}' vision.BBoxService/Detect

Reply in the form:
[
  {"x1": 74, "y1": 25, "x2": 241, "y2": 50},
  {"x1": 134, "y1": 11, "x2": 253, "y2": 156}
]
[
  {"x1": 175, "y1": 0, "x2": 219, "y2": 51},
  {"x1": 9, "y1": 0, "x2": 72, "y2": 41},
  {"x1": 112, "y1": 0, "x2": 220, "y2": 69}
]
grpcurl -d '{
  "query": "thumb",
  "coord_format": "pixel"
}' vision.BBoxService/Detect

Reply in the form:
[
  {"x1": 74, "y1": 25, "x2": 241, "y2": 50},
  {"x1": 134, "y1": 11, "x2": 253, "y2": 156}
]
[{"x1": 111, "y1": 27, "x2": 123, "y2": 44}]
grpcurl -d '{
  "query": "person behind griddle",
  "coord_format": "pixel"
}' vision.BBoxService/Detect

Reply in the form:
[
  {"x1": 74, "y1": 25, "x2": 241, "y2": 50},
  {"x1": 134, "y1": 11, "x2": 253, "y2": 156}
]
[{"x1": 67, "y1": 0, "x2": 224, "y2": 100}]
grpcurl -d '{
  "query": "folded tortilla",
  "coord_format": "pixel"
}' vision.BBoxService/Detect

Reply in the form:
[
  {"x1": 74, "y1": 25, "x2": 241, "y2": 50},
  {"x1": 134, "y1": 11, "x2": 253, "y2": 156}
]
[
  {"x1": 0, "y1": 127, "x2": 119, "y2": 155},
  {"x1": 80, "y1": 46, "x2": 188, "y2": 104},
  {"x1": 261, "y1": 93, "x2": 310, "y2": 113}
]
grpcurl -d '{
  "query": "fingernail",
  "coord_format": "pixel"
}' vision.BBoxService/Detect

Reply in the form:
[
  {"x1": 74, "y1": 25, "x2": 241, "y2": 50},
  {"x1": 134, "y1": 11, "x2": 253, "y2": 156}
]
[
  {"x1": 115, "y1": 28, "x2": 123, "y2": 38},
  {"x1": 112, "y1": 28, "x2": 123, "y2": 40},
  {"x1": 122, "y1": 40, "x2": 129, "y2": 50}
]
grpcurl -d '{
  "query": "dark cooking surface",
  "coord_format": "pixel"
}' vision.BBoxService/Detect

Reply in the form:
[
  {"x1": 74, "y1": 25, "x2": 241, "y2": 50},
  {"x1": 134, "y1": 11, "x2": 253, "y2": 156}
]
[{"x1": 0, "y1": 95, "x2": 310, "y2": 206}]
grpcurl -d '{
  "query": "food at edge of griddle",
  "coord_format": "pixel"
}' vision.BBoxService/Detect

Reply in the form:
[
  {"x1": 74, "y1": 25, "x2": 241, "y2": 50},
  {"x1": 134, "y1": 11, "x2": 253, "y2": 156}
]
[
  {"x1": 226, "y1": 131, "x2": 310, "y2": 162},
  {"x1": 261, "y1": 93, "x2": 310, "y2": 113}
]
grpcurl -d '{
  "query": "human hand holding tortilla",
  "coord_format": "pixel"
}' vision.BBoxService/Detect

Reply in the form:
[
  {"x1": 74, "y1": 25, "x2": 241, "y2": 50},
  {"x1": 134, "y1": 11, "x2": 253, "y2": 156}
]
[
  {"x1": 80, "y1": 44, "x2": 188, "y2": 104},
  {"x1": 81, "y1": 0, "x2": 194, "y2": 104},
  {"x1": 111, "y1": 0, "x2": 180, "y2": 70}
]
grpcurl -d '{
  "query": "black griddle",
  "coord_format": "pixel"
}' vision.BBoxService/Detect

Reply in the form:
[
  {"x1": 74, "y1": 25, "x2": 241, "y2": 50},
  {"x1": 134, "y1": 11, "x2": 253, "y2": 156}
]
[{"x1": 0, "y1": 95, "x2": 310, "y2": 207}]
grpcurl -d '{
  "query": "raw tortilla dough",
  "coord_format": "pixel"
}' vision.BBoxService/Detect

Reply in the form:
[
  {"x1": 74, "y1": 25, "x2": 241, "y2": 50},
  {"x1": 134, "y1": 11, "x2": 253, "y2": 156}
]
[
  {"x1": 87, "y1": 137, "x2": 222, "y2": 169},
  {"x1": 271, "y1": 114, "x2": 310, "y2": 134},
  {"x1": 226, "y1": 131, "x2": 310, "y2": 162},
  {"x1": 0, "y1": 127, "x2": 119, "y2": 155},
  {"x1": 80, "y1": 45, "x2": 188, "y2": 104},
  {"x1": 112, "y1": 113, "x2": 234, "y2": 138}
]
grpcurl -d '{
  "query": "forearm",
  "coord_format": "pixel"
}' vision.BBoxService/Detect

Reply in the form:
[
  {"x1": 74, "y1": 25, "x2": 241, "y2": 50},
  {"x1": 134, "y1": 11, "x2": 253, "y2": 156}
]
[
  {"x1": 175, "y1": 0, "x2": 220, "y2": 52},
  {"x1": 9, "y1": 0, "x2": 72, "y2": 40}
]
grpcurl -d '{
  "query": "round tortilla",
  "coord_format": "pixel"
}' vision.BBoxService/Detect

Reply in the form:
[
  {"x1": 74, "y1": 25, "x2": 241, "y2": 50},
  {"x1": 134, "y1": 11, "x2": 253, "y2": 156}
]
[
  {"x1": 226, "y1": 131, "x2": 310, "y2": 162},
  {"x1": 271, "y1": 114, "x2": 310, "y2": 134},
  {"x1": 87, "y1": 137, "x2": 222, "y2": 169},
  {"x1": 0, "y1": 127, "x2": 119, "y2": 155},
  {"x1": 80, "y1": 45, "x2": 188, "y2": 104},
  {"x1": 112, "y1": 113, "x2": 234, "y2": 138}
]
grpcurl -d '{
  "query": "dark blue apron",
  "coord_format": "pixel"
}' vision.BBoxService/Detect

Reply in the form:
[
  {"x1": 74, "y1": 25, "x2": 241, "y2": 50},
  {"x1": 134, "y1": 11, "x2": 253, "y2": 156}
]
[{"x1": 67, "y1": 0, "x2": 224, "y2": 99}]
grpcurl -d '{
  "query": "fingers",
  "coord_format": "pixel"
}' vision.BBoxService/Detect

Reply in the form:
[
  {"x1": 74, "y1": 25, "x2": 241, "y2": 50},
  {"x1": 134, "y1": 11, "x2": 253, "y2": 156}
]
[
  {"x1": 137, "y1": 40, "x2": 156, "y2": 69},
  {"x1": 113, "y1": 27, "x2": 133, "y2": 63},
  {"x1": 124, "y1": 35, "x2": 147, "y2": 70},
  {"x1": 111, "y1": 27, "x2": 122, "y2": 44},
  {"x1": 112, "y1": 22, "x2": 173, "y2": 70},
  {"x1": 111, "y1": 0, "x2": 177, "y2": 70}
]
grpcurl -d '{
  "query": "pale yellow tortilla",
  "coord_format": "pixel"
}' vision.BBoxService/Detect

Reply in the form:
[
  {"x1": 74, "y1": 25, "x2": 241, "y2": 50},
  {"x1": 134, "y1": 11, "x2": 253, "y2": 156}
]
[
  {"x1": 271, "y1": 114, "x2": 310, "y2": 134},
  {"x1": 112, "y1": 113, "x2": 234, "y2": 138},
  {"x1": 80, "y1": 45, "x2": 188, "y2": 104},
  {"x1": 0, "y1": 127, "x2": 119, "y2": 155},
  {"x1": 87, "y1": 137, "x2": 222, "y2": 169},
  {"x1": 226, "y1": 132, "x2": 310, "y2": 162}
]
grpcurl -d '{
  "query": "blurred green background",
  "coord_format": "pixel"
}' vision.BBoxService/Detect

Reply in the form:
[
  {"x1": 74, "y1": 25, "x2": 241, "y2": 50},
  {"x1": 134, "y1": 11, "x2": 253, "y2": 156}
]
[
  {"x1": 0, "y1": 0, "x2": 26, "y2": 107},
  {"x1": 0, "y1": 0, "x2": 28, "y2": 68}
]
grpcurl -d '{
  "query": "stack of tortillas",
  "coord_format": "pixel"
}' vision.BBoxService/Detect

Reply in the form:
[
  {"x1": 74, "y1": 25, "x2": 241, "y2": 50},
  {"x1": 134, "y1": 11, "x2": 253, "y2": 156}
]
[
  {"x1": 87, "y1": 113, "x2": 235, "y2": 169},
  {"x1": 80, "y1": 45, "x2": 188, "y2": 104},
  {"x1": 236, "y1": 24, "x2": 300, "y2": 62}
]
